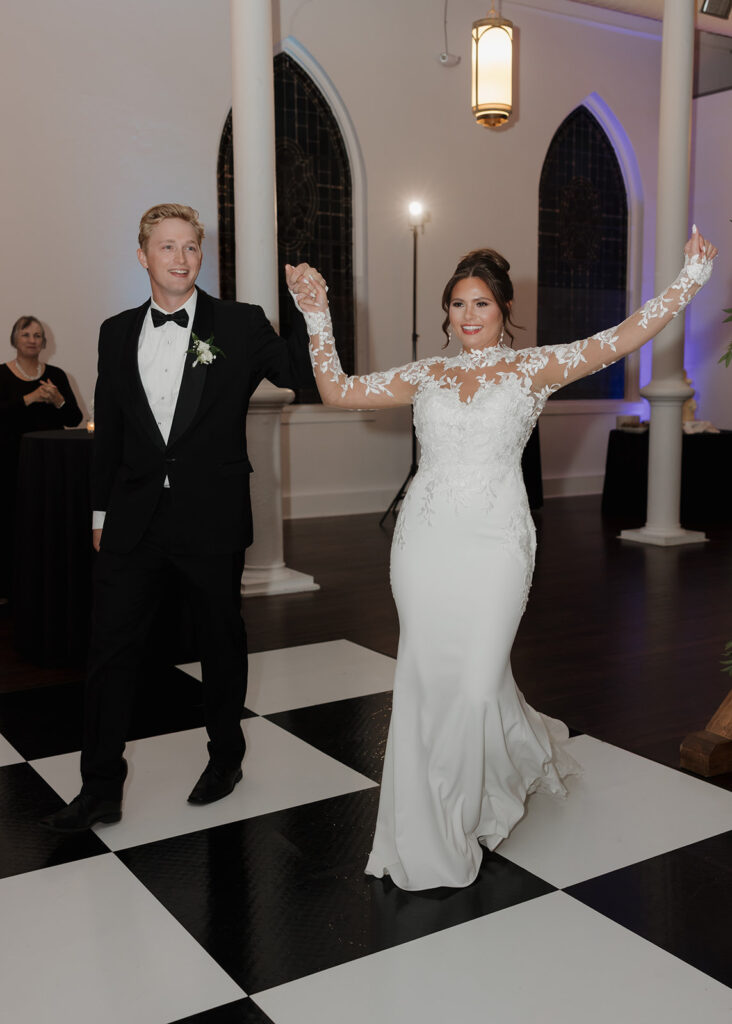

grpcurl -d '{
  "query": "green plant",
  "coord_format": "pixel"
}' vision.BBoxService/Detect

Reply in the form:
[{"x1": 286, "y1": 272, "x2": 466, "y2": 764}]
[{"x1": 722, "y1": 641, "x2": 732, "y2": 677}]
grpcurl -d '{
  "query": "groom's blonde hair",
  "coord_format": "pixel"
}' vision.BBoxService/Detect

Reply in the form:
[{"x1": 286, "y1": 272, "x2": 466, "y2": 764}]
[{"x1": 138, "y1": 203, "x2": 205, "y2": 250}]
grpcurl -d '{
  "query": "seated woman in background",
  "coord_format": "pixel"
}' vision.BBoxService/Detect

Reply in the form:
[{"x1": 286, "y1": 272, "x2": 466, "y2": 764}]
[{"x1": 0, "y1": 316, "x2": 82, "y2": 602}]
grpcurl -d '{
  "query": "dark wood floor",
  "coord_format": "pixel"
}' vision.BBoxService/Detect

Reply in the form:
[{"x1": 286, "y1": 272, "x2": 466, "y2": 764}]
[
  {"x1": 2, "y1": 495, "x2": 731, "y2": 786},
  {"x1": 248, "y1": 495, "x2": 732, "y2": 788}
]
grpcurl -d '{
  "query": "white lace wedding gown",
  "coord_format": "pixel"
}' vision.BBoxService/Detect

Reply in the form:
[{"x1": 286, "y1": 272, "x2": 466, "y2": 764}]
[{"x1": 301, "y1": 252, "x2": 712, "y2": 890}]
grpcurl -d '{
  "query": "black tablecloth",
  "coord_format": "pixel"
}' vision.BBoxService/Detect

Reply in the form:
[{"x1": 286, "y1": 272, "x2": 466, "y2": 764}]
[
  {"x1": 13, "y1": 430, "x2": 94, "y2": 665},
  {"x1": 601, "y1": 428, "x2": 732, "y2": 528},
  {"x1": 13, "y1": 429, "x2": 199, "y2": 667}
]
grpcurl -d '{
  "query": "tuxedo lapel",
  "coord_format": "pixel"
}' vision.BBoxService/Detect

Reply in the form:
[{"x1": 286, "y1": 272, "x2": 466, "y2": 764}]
[
  {"x1": 167, "y1": 288, "x2": 215, "y2": 449},
  {"x1": 122, "y1": 301, "x2": 166, "y2": 450}
]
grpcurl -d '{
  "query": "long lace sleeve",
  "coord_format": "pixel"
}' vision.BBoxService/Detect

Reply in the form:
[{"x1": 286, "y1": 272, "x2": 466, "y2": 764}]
[
  {"x1": 299, "y1": 305, "x2": 430, "y2": 409},
  {"x1": 523, "y1": 252, "x2": 714, "y2": 396}
]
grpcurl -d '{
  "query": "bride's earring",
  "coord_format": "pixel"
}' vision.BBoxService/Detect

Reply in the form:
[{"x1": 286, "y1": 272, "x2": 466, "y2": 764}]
[
  {"x1": 499, "y1": 327, "x2": 505, "y2": 345},
  {"x1": 447, "y1": 327, "x2": 454, "y2": 345}
]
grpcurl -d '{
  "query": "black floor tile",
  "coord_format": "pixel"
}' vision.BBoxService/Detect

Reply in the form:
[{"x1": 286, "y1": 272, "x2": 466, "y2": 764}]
[
  {"x1": 0, "y1": 667, "x2": 254, "y2": 760},
  {"x1": 267, "y1": 694, "x2": 582, "y2": 784},
  {"x1": 0, "y1": 681, "x2": 85, "y2": 759},
  {"x1": 118, "y1": 789, "x2": 555, "y2": 994},
  {"x1": 266, "y1": 690, "x2": 392, "y2": 782},
  {"x1": 266, "y1": 786, "x2": 379, "y2": 872},
  {"x1": 1, "y1": 502, "x2": 730, "y2": 1021},
  {"x1": 0, "y1": 762, "x2": 108, "y2": 879},
  {"x1": 566, "y1": 829, "x2": 732, "y2": 989},
  {"x1": 173, "y1": 999, "x2": 274, "y2": 1023}
]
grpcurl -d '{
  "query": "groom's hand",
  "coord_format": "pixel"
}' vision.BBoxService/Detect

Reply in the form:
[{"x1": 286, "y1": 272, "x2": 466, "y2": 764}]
[
  {"x1": 92, "y1": 529, "x2": 102, "y2": 552},
  {"x1": 285, "y1": 263, "x2": 327, "y2": 299}
]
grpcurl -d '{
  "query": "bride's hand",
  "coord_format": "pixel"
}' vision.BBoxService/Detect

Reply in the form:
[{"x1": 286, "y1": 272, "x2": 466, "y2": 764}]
[
  {"x1": 285, "y1": 263, "x2": 328, "y2": 302},
  {"x1": 296, "y1": 278, "x2": 328, "y2": 314},
  {"x1": 285, "y1": 262, "x2": 329, "y2": 314},
  {"x1": 684, "y1": 226, "x2": 718, "y2": 262}
]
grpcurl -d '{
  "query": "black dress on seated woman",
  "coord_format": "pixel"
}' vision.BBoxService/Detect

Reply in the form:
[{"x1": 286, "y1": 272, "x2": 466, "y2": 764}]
[{"x1": 0, "y1": 316, "x2": 82, "y2": 601}]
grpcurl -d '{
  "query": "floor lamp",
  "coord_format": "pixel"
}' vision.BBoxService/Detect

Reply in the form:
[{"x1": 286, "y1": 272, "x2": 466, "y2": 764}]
[{"x1": 380, "y1": 201, "x2": 427, "y2": 526}]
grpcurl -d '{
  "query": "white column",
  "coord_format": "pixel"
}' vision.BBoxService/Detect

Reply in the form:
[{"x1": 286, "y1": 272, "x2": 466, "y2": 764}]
[
  {"x1": 230, "y1": 0, "x2": 277, "y2": 318},
  {"x1": 621, "y1": 0, "x2": 705, "y2": 548},
  {"x1": 230, "y1": 0, "x2": 318, "y2": 594}
]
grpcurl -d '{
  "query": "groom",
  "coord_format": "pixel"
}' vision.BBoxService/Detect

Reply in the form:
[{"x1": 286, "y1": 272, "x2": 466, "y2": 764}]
[{"x1": 42, "y1": 203, "x2": 319, "y2": 832}]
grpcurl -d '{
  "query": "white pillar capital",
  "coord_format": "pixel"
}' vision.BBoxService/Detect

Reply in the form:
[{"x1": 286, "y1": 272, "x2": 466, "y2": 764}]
[{"x1": 639, "y1": 378, "x2": 693, "y2": 403}]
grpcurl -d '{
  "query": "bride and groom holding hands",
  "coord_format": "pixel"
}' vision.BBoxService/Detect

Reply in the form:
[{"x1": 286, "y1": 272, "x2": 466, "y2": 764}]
[{"x1": 43, "y1": 200, "x2": 717, "y2": 893}]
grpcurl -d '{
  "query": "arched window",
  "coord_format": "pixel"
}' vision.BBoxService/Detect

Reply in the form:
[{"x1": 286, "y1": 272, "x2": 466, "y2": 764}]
[
  {"x1": 217, "y1": 53, "x2": 354, "y2": 401},
  {"x1": 538, "y1": 106, "x2": 628, "y2": 400}
]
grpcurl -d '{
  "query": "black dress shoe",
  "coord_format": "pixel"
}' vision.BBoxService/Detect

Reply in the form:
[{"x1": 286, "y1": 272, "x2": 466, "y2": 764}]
[
  {"x1": 40, "y1": 793, "x2": 122, "y2": 833},
  {"x1": 187, "y1": 763, "x2": 243, "y2": 805}
]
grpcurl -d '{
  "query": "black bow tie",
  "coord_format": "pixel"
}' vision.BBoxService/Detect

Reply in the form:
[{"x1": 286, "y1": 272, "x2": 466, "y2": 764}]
[{"x1": 151, "y1": 307, "x2": 189, "y2": 329}]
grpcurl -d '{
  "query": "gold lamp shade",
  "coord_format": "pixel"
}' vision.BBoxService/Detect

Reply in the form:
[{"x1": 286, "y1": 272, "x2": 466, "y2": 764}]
[{"x1": 471, "y1": 13, "x2": 514, "y2": 128}]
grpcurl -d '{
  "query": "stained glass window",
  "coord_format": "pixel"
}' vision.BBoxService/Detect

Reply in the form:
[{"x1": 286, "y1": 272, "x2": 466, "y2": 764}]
[
  {"x1": 538, "y1": 106, "x2": 628, "y2": 400},
  {"x1": 218, "y1": 53, "x2": 354, "y2": 401}
]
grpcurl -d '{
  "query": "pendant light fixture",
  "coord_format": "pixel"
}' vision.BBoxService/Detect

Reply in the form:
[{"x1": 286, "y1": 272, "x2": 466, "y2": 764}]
[{"x1": 471, "y1": 5, "x2": 514, "y2": 128}]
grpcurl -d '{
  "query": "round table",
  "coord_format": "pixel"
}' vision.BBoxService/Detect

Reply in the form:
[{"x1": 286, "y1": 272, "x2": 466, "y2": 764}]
[
  {"x1": 13, "y1": 429, "x2": 94, "y2": 666},
  {"x1": 601, "y1": 427, "x2": 732, "y2": 528}
]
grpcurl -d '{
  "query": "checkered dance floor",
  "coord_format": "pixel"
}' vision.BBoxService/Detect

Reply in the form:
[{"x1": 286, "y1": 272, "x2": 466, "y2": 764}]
[{"x1": 1, "y1": 640, "x2": 731, "y2": 1023}]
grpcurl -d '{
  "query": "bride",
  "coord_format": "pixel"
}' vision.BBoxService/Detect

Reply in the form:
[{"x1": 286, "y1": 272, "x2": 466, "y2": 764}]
[{"x1": 289, "y1": 227, "x2": 717, "y2": 890}]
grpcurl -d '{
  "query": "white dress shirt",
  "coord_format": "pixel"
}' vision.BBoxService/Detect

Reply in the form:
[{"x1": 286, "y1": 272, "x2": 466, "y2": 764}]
[
  {"x1": 138, "y1": 291, "x2": 197, "y2": 444},
  {"x1": 92, "y1": 291, "x2": 197, "y2": 530}
]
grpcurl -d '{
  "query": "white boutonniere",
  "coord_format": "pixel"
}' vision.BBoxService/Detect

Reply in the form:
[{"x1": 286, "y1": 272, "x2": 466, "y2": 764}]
[{"x1": 188, "y1": 332, "x2": 225, "y2": 367}]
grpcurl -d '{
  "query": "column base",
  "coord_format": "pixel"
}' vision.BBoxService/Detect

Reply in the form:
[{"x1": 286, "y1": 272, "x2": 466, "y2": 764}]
[
  {"x1": 242, "y1": 564, "x2": 320, "y2": 597},
  {"x1": 619, "y1": 526, "x2": 707, "y2": 547}
]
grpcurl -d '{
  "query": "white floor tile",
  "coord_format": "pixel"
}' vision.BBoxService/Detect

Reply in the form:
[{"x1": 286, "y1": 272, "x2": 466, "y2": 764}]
[
  {"x1": 0, "y1": 731, "x2": 22, "y2": 767},
  {"x1": 178, "y1": 640, "x2": 396, "y2": 715},
  {"x1": 498, "y1": 734, "x2": 732, "y2": 887},
  {"x1": 254, "y1": 891, "x2": 732, "y2": 1024},
  {"x1": 30, "y1": 717, "x2": 376, "y2": 850},
  {"x1": 0, "y1": 853, "x2": 243, "y2": 1024}
]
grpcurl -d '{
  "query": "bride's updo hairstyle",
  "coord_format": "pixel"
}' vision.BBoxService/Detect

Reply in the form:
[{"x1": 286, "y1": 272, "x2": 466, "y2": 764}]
[{"x1": 441, "y1": 248, "x2": 521, "y2": 347}]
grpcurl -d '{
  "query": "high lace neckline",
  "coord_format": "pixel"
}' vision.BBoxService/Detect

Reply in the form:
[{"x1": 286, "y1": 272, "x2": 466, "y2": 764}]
[{"x1": 451, "y1": 345, "x2": 509, "y2": 370}]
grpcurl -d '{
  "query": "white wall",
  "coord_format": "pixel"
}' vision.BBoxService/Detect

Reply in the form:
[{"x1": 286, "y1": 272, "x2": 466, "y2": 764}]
[
  {"x1": 1, "y1": 0, "x2": 726, "y2": 515},
  {"x1": 279, "y1": 0, "x2": 666, "y2": 510},
  {"x1": 0, "y1": 0, "x2": 232, "y2": 417},
  {"x1": 686, "y1": 89, "x2": 732, "y2": 431}
]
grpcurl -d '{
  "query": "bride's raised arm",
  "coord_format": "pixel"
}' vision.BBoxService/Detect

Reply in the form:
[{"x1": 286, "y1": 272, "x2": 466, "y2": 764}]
[
  {"x1": 286, "y1": 265, "x2": 428, "y2": 409},
  {"x1": 524, "y1": 227, "x2": 717, "y2": 395}
]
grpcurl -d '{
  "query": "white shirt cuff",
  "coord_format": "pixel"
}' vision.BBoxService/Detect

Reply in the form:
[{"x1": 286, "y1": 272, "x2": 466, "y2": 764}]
[{"x1": 92, "y1": 511, "x2": 106, "y2": 530}]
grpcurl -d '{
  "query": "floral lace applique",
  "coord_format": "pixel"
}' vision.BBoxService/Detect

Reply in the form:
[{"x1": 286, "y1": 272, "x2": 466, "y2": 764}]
[
  {"x1": 298, "y1": 251, "x2": 713, "y2": 552},
  {"x1": 500, "y1": 509, "x2": 537, "y2": 616},
  {"x1": 637, "y1": 253, "x2": 713, "y2": 329},
  {"x1": 298, "y1": 251, "x2": 712, "y2": 411},
  {"x1": 300, "y1": 303, "x2": 438, "y2": 401}
]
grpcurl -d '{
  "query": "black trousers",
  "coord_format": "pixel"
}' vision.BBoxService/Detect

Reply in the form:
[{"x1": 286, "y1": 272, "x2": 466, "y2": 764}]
[{"x1": 80, "y1": 491, "x2": 247, "y2": 799}]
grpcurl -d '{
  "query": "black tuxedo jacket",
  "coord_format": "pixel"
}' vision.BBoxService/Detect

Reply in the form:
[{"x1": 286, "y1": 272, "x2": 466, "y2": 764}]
[{"x1": 91, "y1": 287, "x2": 313, "y2": 555}]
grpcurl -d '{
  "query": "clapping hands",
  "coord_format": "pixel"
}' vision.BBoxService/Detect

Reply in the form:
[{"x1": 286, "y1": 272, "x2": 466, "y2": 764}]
[{"x1": 26, "y1": 379, "x2": 64, "y2": 408}]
